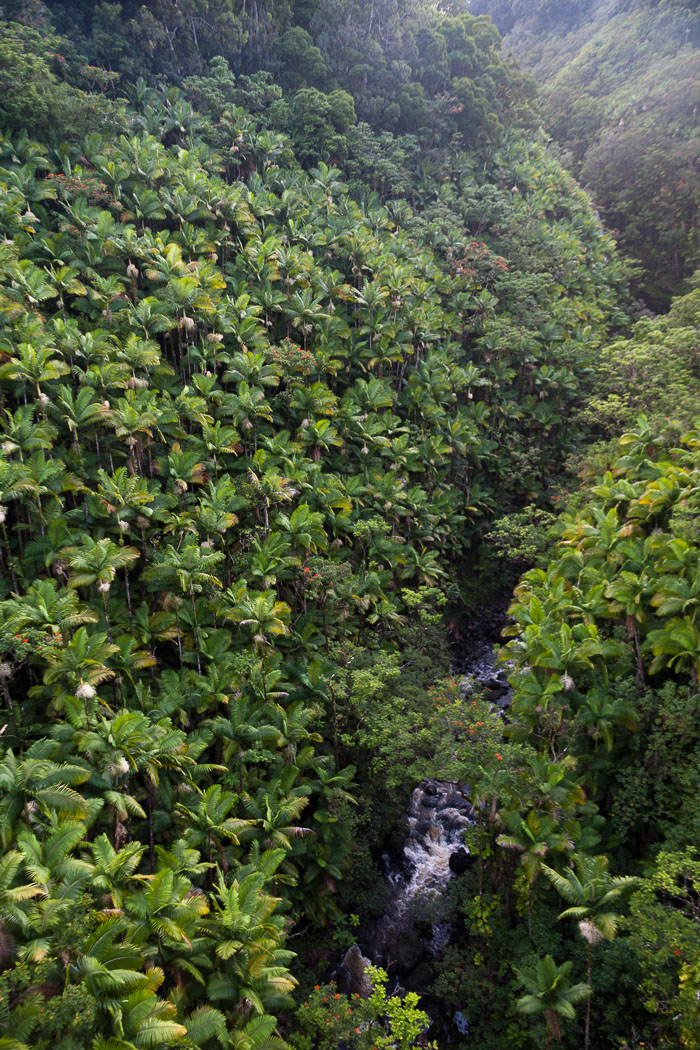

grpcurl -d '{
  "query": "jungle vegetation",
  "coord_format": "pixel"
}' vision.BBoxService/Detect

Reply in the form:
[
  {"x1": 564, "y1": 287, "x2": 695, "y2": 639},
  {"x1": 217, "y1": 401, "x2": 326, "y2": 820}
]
[
  {"x1": 0, "y1": 2, "x2": 697, "y2": 1049},
  {"x1": 472, "y1": 0, "x2": 700, "y2": 308}
]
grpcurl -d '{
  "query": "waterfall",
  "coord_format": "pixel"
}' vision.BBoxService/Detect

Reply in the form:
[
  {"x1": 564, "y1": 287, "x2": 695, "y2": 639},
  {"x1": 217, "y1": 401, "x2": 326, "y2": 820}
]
[
  {"x1": 337, "y1": 628, "x2": 509, "y2": 1036},
  {"x1": 366, "y1": 780, "x2": 475, "y2": 979}
]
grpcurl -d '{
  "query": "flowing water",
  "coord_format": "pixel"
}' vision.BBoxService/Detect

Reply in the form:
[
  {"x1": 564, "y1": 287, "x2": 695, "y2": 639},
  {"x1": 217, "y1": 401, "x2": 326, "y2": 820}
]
[
  {"x1": 361, "y1": 636, "x2": 510, "y2": 984},
  {"x1": 366, "y1": 779, "x2": 476, "y2": 977},
  {"x1": 336, "y1": 629, "x2": 510, "y2": 1044},
  {"x1": 337, "y1": 631, "x2": 511, "y2": 1013}
]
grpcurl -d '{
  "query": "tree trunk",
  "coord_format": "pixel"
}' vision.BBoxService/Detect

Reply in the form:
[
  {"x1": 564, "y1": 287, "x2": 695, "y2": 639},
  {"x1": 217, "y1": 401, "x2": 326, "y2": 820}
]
[
  {"x1": 190, "y1": 586, "x2": 202, "y2": 675},
  {"x1": 585, "y1": 943, "x2": 592, "y2": 1050}
]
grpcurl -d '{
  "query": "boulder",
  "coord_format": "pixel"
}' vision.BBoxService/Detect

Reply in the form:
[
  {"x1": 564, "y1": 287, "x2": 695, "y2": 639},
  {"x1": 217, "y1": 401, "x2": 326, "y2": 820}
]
[
  {"x1": 404, "y1": 960, "x2": 435, "y2": 993},
  {"x1": 448, "y1": 848, "x2": 474, "y2": 875},
  {"x1": 336, "y1": 945, "x2": 374, "y2": 999},
  {"x1": 389, "y1": 926, "x2": 426, "y2": 976}
]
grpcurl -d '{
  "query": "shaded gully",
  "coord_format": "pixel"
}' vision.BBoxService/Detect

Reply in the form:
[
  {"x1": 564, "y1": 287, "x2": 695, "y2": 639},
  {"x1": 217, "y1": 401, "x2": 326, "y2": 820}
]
[{"x1": 337, "y1": 607, "x2": 512, "y2": 1040}]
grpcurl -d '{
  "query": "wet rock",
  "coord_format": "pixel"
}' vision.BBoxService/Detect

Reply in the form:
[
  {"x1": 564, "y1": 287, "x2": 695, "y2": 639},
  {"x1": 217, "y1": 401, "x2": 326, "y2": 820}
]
[
  {"x1": 390, "y1": 927, "x2": 426, "y2": 976},
  {"x1": 366, "y1": 781, "x2": 476, "y2": 975},
  {"x1": 405, "y1": 960, "x2": 435, "y2": 992},
  {"x1": 337, "y1": 945, "x2": 373, "y2": 999},
  {"x1": 454, "y1": 1010, "x2": 469, "y2": 1035},
  {"x1": 443, "y1": 789, "x2": 467, "y2": 808},
  {"x1": 448, "y1": 848, "x2": 474, "y2": 875}
]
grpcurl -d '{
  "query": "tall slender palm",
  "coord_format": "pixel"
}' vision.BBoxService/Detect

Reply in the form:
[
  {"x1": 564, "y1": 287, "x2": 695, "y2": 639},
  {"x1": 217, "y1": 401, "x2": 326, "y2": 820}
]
[
  {"x1": 144, "y1": 544, "x2": 224, "y2": 673},
  {"x1": 61, "y1": 536, "x2": 140, "y2": 640},
  {"x1": 497, "y1": 808, "x2": 574, "y2": 931},
  {"x1": 0, "y1": 342, "x2": 69, "y2": 402},
  {"x1": 516, "y1": 955, "x2": 590, "y2": 1049},
  {"x1": 0, "y1": 577, "x2": 98, "y2": 673},
  {"x1": 200, "y1": 859, "x2": 296, "y2": 1022},
  {"x1": 174, "y1": 784, "x2": 254, "y2": 872},
  {"x1": 41, "y1": 624, "x2": 118, "y2": 715},
  {"x1": 542, "y1": 854, "x2": 640, "y2": 1050}
]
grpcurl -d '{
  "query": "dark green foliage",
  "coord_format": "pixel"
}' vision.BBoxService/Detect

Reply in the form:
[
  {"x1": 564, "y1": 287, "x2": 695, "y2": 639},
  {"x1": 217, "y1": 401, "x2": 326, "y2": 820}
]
[
  {"x1": 584, "y1": 280, "x2": 700, "y2": 442},
  {"x1": 0, "y1": 4, "x2": 692, "y2": 1049},
  {"x1": 0, "y1": 18, "x2": 631, "y2": 1039}
]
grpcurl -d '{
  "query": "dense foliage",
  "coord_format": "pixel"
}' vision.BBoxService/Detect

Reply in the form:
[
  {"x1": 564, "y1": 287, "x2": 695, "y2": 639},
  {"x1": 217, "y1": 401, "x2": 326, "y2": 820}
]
[
  {"x1": 0, "y1": 2, "x2": 697, "y2": 1049},
  {"x1": 474, "y1": 0, "x2": 700, "y2": 306}
]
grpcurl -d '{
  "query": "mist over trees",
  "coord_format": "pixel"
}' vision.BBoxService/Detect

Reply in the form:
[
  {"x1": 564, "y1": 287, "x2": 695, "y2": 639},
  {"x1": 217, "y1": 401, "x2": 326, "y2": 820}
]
[{"x1": 472, "y1": 0, "x2": 700, "y2": 306}]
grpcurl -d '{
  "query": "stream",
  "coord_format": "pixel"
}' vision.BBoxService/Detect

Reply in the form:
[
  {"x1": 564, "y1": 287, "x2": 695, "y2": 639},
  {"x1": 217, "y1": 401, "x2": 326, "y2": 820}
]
[{"x1": 338, "y1": 620, "x2": 512, "y2": 1038}]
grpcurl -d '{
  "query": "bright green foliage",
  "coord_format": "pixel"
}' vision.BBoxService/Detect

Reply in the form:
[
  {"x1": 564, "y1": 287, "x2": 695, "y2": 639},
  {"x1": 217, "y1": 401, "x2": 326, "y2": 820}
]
[
  {"x1": 289, "y1": 966, "x2": 436, "y2": 1050},
  {"x1": 0, "y1": 5, "x2": 674, "y2": 1049}
]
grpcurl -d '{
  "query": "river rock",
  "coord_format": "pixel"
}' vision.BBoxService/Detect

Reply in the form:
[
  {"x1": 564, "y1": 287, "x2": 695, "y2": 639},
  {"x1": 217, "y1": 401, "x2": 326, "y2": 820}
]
[
  {"x1": 391, "y1": 926, "x2": 426, "y2": 976},
  {"x1": 448, "y1": 848, "x2": 474, "y2": 875},
  {"x1": 336, "y1": 945, "x2": 373, "y2": 999},
  {"x1": 405, "y1": 960, "x2": 435, "y2": 992}
]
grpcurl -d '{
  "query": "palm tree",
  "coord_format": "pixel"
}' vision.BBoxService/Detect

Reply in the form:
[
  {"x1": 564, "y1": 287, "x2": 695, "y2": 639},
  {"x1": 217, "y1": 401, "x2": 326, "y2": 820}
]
[
  {"x1": 542, "y1": 854, "x2": 640, "y2": 1050},
  {"x1": 516, "y1": 955, "x2": 590, "y2": 1049},
  {"x1": 223, "y1": 591, "x2": 291, "y2": 654},
  {"x1": 10, "y1": 567, "x2": 90, "y2": 631},
  {"x1": 245, "y1": 468, "x2": 294, "y2": 535},
  {"x1": 276, "y1": 505, "x2": 327, "y2": 557},
  {"x1": 497, "y1": 808, "x2": 574, "y2": 930},
  {"x1": 127, "y1": 862, "x2": 209, "y2": 952},
  {"x1": 144, "y1": 544, "x2": 224, "y2": 673},
  {"x1": 578, "y1": 688, "x2": 638, "y2": 756},
  {"x1": 88, "y1": 834, "x2": 145, "y2": 906},
  {"x1": 648, "y1": 616, "x2": 700, "y2": 689},
  {"x1": 61, "y1": 536, "x2": 140, "y2": 640},
  {"x1": 0, "y1": 993, "x2": 42, "y2": 1049},
  {"x1": 42, "y1": 626, "x2": 118, "y2": 720},
  {"x1": 0, "y1": 342, "x2": 69, "y2": 402},
  {"x1": 0, "y1": 404, "x2": 56, "y2": 460},
  {"x1": 0, "y1": 848, "x2": 45, "y2": 951},
  {"x1": 174, "y1": 785, "x2": 253, "y2": 872},
  {"x1": 0, "y1": 743, "x2": 91, "y2": 848},
  {"x1": 200, "y1": 858, "x2": 296, "y2": 1019},
  {"x1": 108, "y1": 392, "x2": 159, "y2": 475},
  {"x1": 95, "y1": 467, "x2": 154, "y2": 535}
]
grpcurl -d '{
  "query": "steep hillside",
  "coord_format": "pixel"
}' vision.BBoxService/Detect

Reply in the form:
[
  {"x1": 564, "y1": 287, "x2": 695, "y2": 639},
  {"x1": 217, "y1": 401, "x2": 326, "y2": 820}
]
[
  {"x1": 473, "y1": 0, "x2": 700, "y2": 306},
  {"x1": 0, "y1": 6, "x2": 634, "y2": 1046},
  {"x1": 3, "y1": 3, "x2": 699, "y2": 1050}
]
